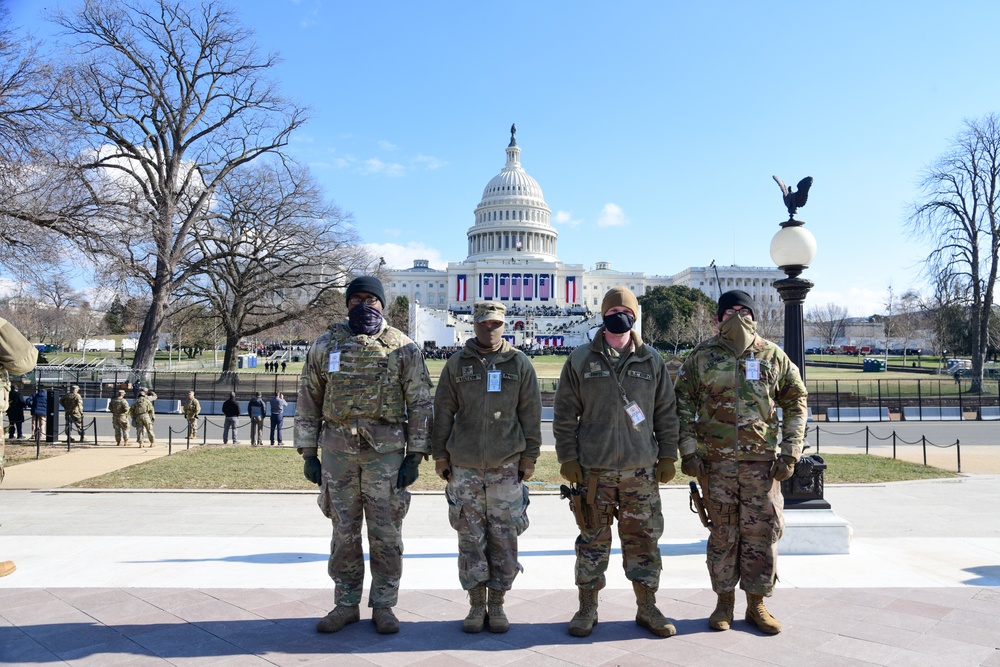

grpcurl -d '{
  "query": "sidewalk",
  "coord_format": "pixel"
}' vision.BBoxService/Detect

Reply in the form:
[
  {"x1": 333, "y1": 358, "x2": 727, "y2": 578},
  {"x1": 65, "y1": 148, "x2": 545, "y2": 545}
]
[{"x1": 1, "y1": 438, "x2": 999, "y2": 665}]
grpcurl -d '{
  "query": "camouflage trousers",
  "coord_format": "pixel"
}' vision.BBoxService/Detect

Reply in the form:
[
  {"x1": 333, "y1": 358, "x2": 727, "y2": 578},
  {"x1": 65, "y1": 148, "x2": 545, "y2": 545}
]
[
  {"x1": 134, "y1": 416, "x2": 154, "y2": 445},
  {"x1": 576, "y1": 466, "x2": 663, "y2": 591},
  {"x1": 445, "y1": 462, "x2": 530, "y2": 591},
  {"x1": 318, "y1": 444, "x2": 410, "y2": 608},
  {"x1": 186, "y1": 417, "x2": 198, "y2": 439},
  {"x1": 705, "y1": 459, "x2": 783, "y2": 596},
  {"x1": 112, "y1": 418, "x2": 129, "y2": 445},
  {"x1": 64, "y1": 414, "x2": 84, "y2": 439}
]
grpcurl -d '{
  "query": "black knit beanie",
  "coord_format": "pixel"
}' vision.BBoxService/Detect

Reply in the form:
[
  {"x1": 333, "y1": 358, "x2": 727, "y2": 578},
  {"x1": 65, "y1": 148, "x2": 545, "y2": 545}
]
[
  {"x1": 717, "y1": 290, "x2": 756, "y2": 320},
  {"x1": 345, "y1": 276, "x2": 386, "y2": 308}
]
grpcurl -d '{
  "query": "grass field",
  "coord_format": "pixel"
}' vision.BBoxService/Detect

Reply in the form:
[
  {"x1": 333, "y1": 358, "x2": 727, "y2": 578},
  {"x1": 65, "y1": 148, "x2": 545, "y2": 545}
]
[{"x1": 63, "y1": 447, "x2": 956, "y2": 491}]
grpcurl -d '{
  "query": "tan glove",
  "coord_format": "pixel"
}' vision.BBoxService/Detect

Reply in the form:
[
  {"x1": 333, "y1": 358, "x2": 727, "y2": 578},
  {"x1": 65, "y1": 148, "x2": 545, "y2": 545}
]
[
  {"x1": 434, "y1": 457, "x2": 451, "y2": 481},
  {"x1": 770, "y1": 455, "x2": 796, "y2": 481},
  {"x1": 681, "y1": 453, "x2": 706, "y2": 478},
  {"x1": 560, "y1": 460, "x2": 584, "y2": 484},
  {"x1": 656, "y1": 457, "x2": 676, "y2": 484},
  {"x1": 518, "y1": 457, "x2": 535, "y2": 481}
]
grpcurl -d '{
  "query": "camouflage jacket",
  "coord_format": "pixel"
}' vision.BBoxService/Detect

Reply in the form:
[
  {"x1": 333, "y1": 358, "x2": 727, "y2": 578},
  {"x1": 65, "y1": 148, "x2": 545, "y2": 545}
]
[
  {"x1": 674, "y1": 334, "x2": 807, "y2": 462},
  {"x1": 295, "y1": 320, "x2": 433, "y2": 457},
  {"x1": 109, "y1": 397, "x2": 130, "y2": 422},
  {"x1": 0, "y1": 317, "x2": 38, "y2": 417},
  {"x1": 553, "y1": 328, "x2": 679, "y2": 470},
  {"x1": 60, "y1": 392, "x2": 83, "y2": 417},
  {"x1": 129, "y1": 395, "x2": 155, "y2": 421},
  {"x1": 431, "y1": 338, "x2": 542, "y2": 468},
  {"x1": 183, "y1": 397, "x2": 200, "y2": 419}
]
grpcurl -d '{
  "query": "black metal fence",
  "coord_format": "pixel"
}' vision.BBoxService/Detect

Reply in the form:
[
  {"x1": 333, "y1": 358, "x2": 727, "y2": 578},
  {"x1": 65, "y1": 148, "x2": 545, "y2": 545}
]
[
  {"x1": 805, "y1": 378, "x2": 1000, "y2": 420},
  {"x1": 22, "y1": 370, "x2": 300, "y2": 403},
  {"x1": 805, "y1": 425, "x2": 962, "y2": 472}
]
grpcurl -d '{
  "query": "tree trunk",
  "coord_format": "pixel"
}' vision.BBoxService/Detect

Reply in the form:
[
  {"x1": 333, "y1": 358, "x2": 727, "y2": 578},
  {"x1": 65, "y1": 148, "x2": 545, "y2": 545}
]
[
  {"x1": 222, "y1": 332, "x2": 240, "y2": 372},
  {"x1": 131, "y1": 280, "x2": 172, "y2": 375}
]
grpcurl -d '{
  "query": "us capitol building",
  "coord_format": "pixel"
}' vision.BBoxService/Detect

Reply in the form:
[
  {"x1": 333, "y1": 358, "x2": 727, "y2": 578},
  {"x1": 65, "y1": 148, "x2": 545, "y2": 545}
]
[{"x1": 384, "y1": 126, "x2": 784, "y2": 348}]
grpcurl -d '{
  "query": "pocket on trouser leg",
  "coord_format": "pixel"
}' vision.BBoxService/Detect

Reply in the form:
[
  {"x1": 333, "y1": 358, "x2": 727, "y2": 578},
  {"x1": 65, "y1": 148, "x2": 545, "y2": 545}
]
[
  {"x1": 511, "y1": 484, "x2": 530, "y2": 536},
  {"x1": 317, "y1": 482, "x2": 334, "y2": 520}
]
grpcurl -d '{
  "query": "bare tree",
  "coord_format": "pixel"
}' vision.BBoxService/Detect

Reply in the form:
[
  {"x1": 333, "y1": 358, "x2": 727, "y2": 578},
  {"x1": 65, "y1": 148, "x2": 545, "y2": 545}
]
[
  {"x1": 7, "y1": 0, "x2": 306, "y2": 375},
  {"x1": 807, "y1": 303, "x2": 848, "y2": 347},
  {"x1": 754, "y1": 304, "x2": 784, "y2": 346},
  {"x1": 175, "y1": 161, "x2": 374, "y2": 371},
  {"x1": 896, "y1": 290, "x2": 924, "y2": 366},
  {"x1": 909, "y1": 113, "x2": 1000, "y2": 392}
]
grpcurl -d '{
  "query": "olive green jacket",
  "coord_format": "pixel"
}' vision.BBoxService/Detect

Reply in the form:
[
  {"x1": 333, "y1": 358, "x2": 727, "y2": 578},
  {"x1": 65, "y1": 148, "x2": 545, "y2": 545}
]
[
  {"x1": 431, "y1": 339, "x2": 542, "y2": 468},
  {"x1": 553, "y1": 328, "x2": 679, "y2": 470}
]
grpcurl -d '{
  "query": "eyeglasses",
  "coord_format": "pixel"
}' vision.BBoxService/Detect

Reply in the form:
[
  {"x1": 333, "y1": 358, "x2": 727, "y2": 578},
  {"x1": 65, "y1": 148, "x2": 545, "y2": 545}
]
[
  {"x1": 348, "y1": 296, "x2": 380, "y2": 307},
  {"x1": 723, "y1": 308, "x2": 752, "y2": 318}
]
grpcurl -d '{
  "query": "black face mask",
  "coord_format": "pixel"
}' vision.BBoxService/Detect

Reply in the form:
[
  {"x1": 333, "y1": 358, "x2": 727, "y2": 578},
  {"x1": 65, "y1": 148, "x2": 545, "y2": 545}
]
[
  {"x1": 348, "y1": 303, "x2": 384, "y2": 335},
  {"x1": 603, "y1": 312, "x2": 634, "y2": 334}
]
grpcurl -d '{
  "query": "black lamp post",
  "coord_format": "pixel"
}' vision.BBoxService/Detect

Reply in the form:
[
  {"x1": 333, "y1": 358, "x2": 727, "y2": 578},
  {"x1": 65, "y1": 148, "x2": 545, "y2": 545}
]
[{"x1": 769, "y1": 177, "x2": 817, "y2": 382}]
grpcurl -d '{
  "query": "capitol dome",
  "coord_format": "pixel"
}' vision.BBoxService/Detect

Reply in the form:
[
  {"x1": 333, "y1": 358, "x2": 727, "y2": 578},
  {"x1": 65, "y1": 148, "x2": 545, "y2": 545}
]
[{"x1": 466, "y1": 125, "x2": 558, "y2": 261}]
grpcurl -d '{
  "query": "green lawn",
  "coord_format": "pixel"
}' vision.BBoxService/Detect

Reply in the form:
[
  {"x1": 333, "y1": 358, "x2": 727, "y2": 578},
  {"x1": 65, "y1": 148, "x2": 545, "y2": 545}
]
[{"x1": 65, "y1": 447, "x2": 956, "y2": 491}]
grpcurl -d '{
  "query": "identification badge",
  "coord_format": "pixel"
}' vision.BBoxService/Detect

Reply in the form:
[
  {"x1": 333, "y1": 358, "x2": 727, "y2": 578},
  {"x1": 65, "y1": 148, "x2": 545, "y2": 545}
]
[
  {"x1": 487, "y1": 370, "x2": 502, "y2": 392},
  {"x1": 328, "y1": 351, "x2": 341, "y2": 372},
  {"x1": 746, "y1": 359, "x2": 760, "y2": 381},
  {"x1": 624, "y1": 400, "x2": 646, "y2": 426}
]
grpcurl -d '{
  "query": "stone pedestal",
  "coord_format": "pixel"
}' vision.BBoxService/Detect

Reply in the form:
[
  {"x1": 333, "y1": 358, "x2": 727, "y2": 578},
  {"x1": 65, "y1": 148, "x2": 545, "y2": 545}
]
[{"x1": 777, "y1": 509, "x2": 852, "y2": 555}]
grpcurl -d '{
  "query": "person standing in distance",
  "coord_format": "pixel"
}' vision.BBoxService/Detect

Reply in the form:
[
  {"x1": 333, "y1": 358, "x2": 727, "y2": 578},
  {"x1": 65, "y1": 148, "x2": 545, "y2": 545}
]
[
  {"x1": 248, "y1": 391, "x2": 266, "y2": 447},
  {"x1": 129, "y1": 387, "x2": 157, "y2": 447},
  {"x1": 269, "y1": 391, "x2": 287, "y2": 446},
  {"x1": 60, "y1": 385, "x2": 85, "y2": 442},
  {"x1": 673, "y1": 290, "x2": 807, "y2": 635},
  {"x1": 431, "y1": 300, "x2": 541, "y2": 634},
  {"x1": 553, "y1": 286, "x2": 680, "y2": 639},
  {"x1": 296, "y1": 276, "x2": 434, "y2": 635},
  {"x1": 183, "y1": 391, "x2": 201, "y2": 440},
  {"x1": 222, "y1": 392, "x2": 240, "y2": 445},
  {"x1": 0, "y1": 317, "x2": 39, "y2": 577},
  {"x1": 109, "y1": 390, "x2": 130, "y2": 446}
]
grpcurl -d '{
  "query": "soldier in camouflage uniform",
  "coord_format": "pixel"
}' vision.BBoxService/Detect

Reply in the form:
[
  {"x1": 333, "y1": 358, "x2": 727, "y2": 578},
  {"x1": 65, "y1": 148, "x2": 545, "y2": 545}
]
[
  {"x1": 183, "y1": 391, "x2": 200, "y2": 439},
  {"x1": 553, "y1": 287, "x2": 680, "y2": 638},
  {"x1": 109, "y1": 390, "x2": 130, "y2": 446},
  {"x1": 674, "y1": 290, "x2": 807, "y2": 635},
  {"x1": 296, "y1": 276, "x2": 433, "y2": 636},
  {"x1": 129, "y1": 388, "x2": 157, "y2": 447},
  {"x1": 60, "y1": 385, "x2": 85, "y2": 442},
  {"x1": 431, "y1": 301, "x2": 541, "y2": 634},
  {"x1": 0, "y1": 317, "x2": 39, "y2": 577}
]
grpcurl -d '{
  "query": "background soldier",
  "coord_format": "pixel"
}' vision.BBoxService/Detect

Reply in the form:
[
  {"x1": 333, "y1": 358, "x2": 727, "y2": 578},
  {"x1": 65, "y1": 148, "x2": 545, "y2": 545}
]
[
  {"x1": 269, "y1": 391, "x2": 287, "y2": 446},
  {"x1": 248, "y1": 392, "x2": 266, "y2": 447},
  {"x1": 296, "y1": 276, "x2": 433, "y2": 635},
  {"x1": 109, "y1": 390, "x2": 130, "y2": 446},
  {"x1": 183, "y1": 391, "x2": 201, "y2": 439},
  {"x1": 431, "y1": 300, "x2": 541, "y2": 634},
  {"x1": 59, "y1": 385, "x2": 85, "y2": 442},
  {"x1": 673, "y1": 290, "x2": 807, "y2": 635},
  {"x1": 129, "y1": 387, "x2": 157, "y2": 447},
  {"x1": 553, "y1": 286, "x2": 679, "y2": 638},
  {"x1": 0, "y1": 317, "x2": 39, "y2": 577}
]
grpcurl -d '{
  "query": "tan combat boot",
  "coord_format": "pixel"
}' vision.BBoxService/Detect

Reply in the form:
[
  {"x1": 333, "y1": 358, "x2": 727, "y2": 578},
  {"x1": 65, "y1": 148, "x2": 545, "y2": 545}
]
[
  {"x1": 316, "y1": 605, "x2": 360, "y2": 633},
  {"x1": 372, "y1": 607, "x2": 400, "y2": 634},
  {"x1": 568, "y1": 588, "x2": 599, "y2": 637},
  {"x1": 487, "y1": 588, "x2": 509, "y2": 633},
  {"x1": 633, "y1": 581, "x2": 677, "y2": 637},
  {"x1": 745, "y1": 592, "x2": 782, "y2": 634},
  {"x1": 463, "y1": 585, "x2": 487, "y2": 633},
  {"x1": 709, "y1": 590, "x2": 735, "y2": 630},
  {"x1": 0, "y1": 561, "x2": 16, "y2": 577}
]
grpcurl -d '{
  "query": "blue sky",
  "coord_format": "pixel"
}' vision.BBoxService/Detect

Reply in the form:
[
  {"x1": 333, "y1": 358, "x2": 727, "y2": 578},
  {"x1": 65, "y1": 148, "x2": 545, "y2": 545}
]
[{"x1": 10, "y1": 0, "x2": 1000, "y2": 317}]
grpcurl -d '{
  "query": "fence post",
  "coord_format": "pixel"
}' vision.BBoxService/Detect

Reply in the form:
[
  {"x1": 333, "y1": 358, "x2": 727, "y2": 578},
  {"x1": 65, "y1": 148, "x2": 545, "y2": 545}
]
[
  {"x1": 877, "y1": 380, "x2": 883, "y2": 420},
  {"x1": 814, "y1": 425, "x2": 820, "y2": 453},
  {"x1": 865, "y1": 426, "x2": 869, "y2": 455},
  {"x1": 956, "y1": 439, "x2": 961, "y2": 473},
  {"x1": 203, "y1": 418, "x2": 207, "y2": 446},
  {"x1": 957, "y1": 375, "x2": 963, "y2": 415},
  {"x1": 168, "y1": 429, "x2": 172, "y2": 455},
  {"x1": 892, "y1": 430, "x2": 897, "y2": 459},
  {"x1": 917, "y1": 380, "x2": 922, "y2": 418},
  {"x1": 922, "y1": 435, "x2": 927, "y2": 466},
  {"x1": 835, "y1": 379, "x2": 841, "y2": 417}
]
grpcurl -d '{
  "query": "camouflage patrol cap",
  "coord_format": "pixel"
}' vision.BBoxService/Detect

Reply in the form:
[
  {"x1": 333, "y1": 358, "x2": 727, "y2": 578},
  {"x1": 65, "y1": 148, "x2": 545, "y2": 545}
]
[{"x1": 474, "y1": 301, "x2": 506, "y2": 323}]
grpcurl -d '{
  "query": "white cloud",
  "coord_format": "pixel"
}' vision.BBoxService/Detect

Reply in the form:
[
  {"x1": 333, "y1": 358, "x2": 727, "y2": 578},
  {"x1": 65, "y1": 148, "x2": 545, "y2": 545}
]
[
  {"x1": 360, "y1": 158, "x2": 405, "y2": 177},
  {"x1": 382, "y1": 228, "x2": 402, "y2": 238},
  {"x1": 596, "y1": 203, "x2": 628, "y2": 228},
  {"x1": 363, "y1": 242, "x2": 448, "y2": 271},
  {"x1": 413, "y1": 154, "x2": 446, "y2": 170},
  {"x1": 553, "y1": 210, "x2": 582, "y2": 227},
  {"x1": 377, "y1": 140, "x2": 398, "y2": 152}
]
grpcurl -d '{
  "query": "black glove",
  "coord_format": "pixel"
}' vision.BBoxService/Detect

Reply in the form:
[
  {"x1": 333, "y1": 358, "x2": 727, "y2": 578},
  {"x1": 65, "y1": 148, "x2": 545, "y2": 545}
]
[
  {"x1": 303, "y1": 455, "x2": 322, "y2": 485},
  {"x1": 397, "y1": 452, "x2": 422, "y2": 489}
]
